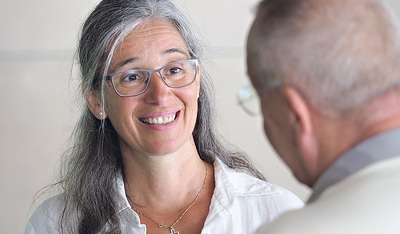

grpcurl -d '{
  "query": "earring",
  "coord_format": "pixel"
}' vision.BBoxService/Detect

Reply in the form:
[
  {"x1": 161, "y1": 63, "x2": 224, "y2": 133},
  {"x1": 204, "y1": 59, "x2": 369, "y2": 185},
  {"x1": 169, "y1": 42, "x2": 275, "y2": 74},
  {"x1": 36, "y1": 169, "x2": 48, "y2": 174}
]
[{"x1": 99, "y1": 111, "x2": 104, "y2": 116}]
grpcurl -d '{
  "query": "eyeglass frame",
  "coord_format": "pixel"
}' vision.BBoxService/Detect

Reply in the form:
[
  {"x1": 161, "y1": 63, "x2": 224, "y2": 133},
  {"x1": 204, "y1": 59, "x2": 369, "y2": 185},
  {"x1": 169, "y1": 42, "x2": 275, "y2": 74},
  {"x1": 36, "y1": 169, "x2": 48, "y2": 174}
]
[
  {"x1": 105, "y1": 59, "x2": 199, "y2": 97},
  {"x1": 237, "y1": 85, "x2": 260, "y2": 116}
]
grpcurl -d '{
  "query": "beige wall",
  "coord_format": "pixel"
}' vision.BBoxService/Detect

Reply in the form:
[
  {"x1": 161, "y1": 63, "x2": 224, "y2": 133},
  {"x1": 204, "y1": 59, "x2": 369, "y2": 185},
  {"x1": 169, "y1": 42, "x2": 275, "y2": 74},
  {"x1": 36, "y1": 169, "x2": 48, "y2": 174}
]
[{"x1": 2, "y1": 0, "x2": 399, "y2": 233}]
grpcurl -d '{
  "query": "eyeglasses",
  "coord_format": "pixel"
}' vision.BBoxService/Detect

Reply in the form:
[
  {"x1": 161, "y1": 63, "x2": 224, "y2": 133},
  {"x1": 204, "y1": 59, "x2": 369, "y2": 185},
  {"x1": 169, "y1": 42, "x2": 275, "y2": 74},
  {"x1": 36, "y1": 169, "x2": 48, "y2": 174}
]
[
  {"x1": 105, "y1": 59, "x2": 199, "y2": 97},
  {"x1": 237, "y1": 85, "x2": 260, "y2": 116}
]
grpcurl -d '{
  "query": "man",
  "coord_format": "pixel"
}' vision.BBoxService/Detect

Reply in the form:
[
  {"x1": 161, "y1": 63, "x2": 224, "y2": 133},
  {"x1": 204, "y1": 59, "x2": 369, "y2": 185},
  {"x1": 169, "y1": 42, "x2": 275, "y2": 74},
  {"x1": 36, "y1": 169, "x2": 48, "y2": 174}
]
[{"x1": 246, "y1": 0, "x2": 400, "y2": 233}]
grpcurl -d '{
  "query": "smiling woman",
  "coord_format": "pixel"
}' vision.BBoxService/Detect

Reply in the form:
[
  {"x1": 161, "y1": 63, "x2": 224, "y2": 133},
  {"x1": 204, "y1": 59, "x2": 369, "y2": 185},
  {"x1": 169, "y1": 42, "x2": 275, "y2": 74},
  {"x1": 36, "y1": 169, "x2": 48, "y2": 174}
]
[{"x1": 25, "y1": 0, "x2": 303, "y2": 233}]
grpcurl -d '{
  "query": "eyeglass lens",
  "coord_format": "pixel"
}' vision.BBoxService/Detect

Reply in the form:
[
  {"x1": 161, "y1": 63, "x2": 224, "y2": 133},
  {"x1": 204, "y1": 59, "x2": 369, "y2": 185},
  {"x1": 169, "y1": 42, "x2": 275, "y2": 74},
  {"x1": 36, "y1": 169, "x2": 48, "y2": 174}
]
[
  {"x1": 237, "y1": 85, "x2": 260, "y2": 116},
  {"x1": 109, "y1": 60, "x2": 197, "y2": 96}
]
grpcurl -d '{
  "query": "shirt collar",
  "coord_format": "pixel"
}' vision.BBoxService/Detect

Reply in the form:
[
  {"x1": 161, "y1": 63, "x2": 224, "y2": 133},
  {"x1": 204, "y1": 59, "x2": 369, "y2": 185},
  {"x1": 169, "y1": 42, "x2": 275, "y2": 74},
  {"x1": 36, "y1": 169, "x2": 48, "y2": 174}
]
[
  {"x1": 208, "y1": 158, "x2": 237, "y2": 214},
  {"x1": 115, "y1": 172, "x2": 131, "y2": 213},
  {"x1": 112, "y1": 159, "x2": 237, "y2": 222},
  {"x1": 113, "y1": 157, "x2": 277, "y2": 228},
  {"x1": 112, "y1": 159, "x2": 238, "y2": 216},
  {"x1": 308, "y1": 127, "x2": 400, "y2": 203},
  {"x1": 112, "y1": 160, "x2": 234, "y2": 230}
]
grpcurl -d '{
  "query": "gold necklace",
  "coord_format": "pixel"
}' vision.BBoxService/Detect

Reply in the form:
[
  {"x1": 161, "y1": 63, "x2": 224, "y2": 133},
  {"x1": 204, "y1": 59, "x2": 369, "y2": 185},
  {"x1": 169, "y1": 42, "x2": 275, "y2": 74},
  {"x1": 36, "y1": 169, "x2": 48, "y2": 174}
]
[{"x1": 130, "y1": 161, "x2": 208, "y2": 234}]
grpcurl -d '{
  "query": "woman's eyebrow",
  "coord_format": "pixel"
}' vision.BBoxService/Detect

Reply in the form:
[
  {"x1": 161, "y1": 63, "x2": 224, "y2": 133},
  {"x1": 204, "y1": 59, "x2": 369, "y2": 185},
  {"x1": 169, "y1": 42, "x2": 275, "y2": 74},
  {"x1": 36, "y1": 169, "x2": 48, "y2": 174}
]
[
  {"x1": 109, "y1": 48, "x2": 188, "y2": 74},
  {"x1": 110, "y1": 57, "x2": 138, "y2": 74},
  {"x1": 164, "y1": 48, "x2": 189, "y2": 57}
]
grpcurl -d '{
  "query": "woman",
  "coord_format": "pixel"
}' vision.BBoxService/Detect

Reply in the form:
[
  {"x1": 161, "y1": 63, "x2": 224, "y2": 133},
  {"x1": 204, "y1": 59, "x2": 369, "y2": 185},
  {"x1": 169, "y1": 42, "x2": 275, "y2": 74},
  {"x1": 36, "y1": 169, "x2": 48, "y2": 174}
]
[{"x1": 26, "y1": 0, "x2": 303, "y2": 233}]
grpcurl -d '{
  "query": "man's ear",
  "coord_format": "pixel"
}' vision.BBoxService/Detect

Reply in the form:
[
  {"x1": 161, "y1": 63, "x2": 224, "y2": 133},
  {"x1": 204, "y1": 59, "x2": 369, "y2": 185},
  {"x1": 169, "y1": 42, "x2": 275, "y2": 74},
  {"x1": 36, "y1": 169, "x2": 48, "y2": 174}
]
[
  {"x1": 85, "y1": 89, "x2": 107, "y2": 120},
  {"x1": 281, "y1": 87, "x2": 312, "y2": 134},
  {"x1": 282, "y1": 86, "x2": 318, "y2": 161}
]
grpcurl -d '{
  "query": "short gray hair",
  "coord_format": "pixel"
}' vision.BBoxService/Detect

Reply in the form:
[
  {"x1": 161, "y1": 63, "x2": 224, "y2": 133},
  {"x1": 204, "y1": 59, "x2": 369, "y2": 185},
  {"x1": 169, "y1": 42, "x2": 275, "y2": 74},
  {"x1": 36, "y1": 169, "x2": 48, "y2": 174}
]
[{"x1": 248, "y1": 0, "x2": 400, "y2": 115}]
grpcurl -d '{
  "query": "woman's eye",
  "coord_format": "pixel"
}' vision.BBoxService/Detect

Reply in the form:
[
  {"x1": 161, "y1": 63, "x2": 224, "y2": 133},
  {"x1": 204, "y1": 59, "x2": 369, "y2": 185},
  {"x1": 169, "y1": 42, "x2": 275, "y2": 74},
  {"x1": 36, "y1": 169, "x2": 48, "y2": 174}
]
[
  {"x1": 122, "y1": 74, "x2": 140, "y2": 81},
  {"x1": 167, "y1": 67, "x2": 183, "y2": 75}
]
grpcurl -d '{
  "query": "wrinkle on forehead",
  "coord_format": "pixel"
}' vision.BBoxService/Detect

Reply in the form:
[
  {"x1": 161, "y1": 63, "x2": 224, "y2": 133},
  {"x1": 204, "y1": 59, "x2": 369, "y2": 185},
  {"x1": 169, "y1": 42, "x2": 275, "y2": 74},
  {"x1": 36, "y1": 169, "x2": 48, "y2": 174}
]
[{"x1": 110, "y1": 20, "x2": 190, "y2": 73}]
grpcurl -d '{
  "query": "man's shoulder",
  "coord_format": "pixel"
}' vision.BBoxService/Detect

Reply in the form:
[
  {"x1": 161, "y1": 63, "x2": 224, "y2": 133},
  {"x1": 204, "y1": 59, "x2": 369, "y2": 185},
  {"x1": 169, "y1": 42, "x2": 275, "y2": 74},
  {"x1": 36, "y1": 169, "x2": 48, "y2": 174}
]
[
  {"x1": 257, "y1": 156, "x2": 400, "y2": 234},
  {"x1": 323, "y1": 155, "x2": 400, "y2": 200}
]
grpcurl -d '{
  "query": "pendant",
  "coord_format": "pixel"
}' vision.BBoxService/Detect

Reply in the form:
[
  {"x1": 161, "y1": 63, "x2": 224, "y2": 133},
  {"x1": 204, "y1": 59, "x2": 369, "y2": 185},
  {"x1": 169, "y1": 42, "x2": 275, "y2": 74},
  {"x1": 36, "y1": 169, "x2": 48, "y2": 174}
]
[{"x1": 170, "y1": 227, "x2": 179, "y2": 234}]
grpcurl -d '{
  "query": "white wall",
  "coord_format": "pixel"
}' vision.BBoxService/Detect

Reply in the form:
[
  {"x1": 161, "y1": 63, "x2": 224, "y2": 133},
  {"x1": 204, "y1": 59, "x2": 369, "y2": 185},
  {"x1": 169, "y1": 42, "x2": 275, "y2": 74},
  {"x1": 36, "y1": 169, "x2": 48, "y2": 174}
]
[{"x1": 1, "y1": 0, "x2": 400, "y2": 233}]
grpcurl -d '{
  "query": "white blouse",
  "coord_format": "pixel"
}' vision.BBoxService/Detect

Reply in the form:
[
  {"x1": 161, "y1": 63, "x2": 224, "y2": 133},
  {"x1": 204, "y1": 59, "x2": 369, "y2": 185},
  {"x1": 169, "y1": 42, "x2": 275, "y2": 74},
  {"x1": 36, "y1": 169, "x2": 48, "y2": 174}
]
[{"x1": 26, "y1": 159, "x2": 303, "y2": 234}]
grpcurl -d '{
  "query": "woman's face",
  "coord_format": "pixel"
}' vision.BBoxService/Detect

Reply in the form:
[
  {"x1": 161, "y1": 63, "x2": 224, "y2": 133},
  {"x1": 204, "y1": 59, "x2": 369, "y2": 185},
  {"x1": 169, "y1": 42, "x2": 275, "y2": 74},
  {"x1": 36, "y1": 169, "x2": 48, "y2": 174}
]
[{"x1": 104, "y1": 20, "x2": 200, "y2": 157}]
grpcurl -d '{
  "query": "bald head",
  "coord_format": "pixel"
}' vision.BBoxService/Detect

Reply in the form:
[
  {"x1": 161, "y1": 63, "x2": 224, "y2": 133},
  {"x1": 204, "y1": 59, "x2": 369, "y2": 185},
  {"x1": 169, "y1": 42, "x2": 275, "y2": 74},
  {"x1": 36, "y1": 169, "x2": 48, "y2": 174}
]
[{"x1": 247, "y1": 0, "x2": 400, "y2": 116}]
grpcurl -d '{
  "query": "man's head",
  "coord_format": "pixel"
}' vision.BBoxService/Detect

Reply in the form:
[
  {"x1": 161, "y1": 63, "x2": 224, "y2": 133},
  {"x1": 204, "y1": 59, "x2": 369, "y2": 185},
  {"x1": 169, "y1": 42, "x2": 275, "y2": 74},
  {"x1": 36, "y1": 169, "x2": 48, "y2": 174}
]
[{"x1": 247, "y1": 0, "x2": 400, "y2": 186}]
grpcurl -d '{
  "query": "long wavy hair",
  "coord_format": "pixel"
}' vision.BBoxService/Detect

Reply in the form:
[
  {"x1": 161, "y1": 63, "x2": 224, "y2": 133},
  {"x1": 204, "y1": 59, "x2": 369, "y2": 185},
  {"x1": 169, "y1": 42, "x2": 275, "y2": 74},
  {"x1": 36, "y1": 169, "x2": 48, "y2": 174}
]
[{"x1": 60, "y1": 0, "x2": 265, "y2": 232}]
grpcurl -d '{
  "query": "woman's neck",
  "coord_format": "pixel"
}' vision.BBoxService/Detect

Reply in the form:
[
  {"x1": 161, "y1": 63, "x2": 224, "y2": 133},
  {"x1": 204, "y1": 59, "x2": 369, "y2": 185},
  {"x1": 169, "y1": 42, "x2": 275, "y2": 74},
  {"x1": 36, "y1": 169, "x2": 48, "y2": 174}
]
[{"x1": 122, "y1": 142, "x2": 207, "y2": 211}]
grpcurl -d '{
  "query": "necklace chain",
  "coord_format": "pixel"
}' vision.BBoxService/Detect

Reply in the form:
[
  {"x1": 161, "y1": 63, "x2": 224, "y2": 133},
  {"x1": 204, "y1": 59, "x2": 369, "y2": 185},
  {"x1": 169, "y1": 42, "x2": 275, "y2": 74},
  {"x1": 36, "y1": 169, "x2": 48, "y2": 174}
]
[{"x1": 130, "y1": 161, "x2": 208, "y2": 233}]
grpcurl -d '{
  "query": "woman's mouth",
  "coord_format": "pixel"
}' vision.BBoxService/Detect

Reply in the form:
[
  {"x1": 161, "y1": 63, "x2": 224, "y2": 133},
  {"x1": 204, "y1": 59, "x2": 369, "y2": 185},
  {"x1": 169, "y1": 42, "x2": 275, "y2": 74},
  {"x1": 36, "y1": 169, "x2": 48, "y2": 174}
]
[{"x1": 139, "y1": 112, "x2": 179, "y2": 125}]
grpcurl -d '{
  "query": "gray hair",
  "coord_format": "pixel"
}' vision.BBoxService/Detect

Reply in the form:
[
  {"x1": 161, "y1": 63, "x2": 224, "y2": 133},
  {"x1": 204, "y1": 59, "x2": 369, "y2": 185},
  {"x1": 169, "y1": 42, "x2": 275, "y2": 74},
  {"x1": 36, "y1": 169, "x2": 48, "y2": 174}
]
[
  {"x1": 61, "y1": 0, "x2": 264, "y2": 232},
  {"x1": 248, "y1": 0, "x2": 400, "y2": 116}
]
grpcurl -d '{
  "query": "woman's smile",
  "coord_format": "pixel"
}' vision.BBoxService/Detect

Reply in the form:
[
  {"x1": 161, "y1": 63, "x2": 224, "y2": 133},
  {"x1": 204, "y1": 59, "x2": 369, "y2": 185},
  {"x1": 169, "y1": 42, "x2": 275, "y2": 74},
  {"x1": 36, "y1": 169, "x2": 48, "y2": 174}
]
[{"x1": 139, "y1": 110, "x2": 179, "y2": 125}]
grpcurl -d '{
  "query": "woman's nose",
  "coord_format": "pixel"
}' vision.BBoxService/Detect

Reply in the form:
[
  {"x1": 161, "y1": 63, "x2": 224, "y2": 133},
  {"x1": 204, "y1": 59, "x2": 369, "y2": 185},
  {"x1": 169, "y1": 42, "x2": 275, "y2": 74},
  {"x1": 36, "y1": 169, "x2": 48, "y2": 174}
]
[{"x1": 142, "y1": 72, "x2": 170, "y2": 105}]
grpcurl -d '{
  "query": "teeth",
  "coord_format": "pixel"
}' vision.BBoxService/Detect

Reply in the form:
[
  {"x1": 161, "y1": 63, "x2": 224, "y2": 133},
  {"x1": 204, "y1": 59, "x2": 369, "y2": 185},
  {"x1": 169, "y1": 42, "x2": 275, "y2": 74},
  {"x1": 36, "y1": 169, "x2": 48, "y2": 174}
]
[{"x1": 141, "y1": 114, "x2": 176, "y2": 125}]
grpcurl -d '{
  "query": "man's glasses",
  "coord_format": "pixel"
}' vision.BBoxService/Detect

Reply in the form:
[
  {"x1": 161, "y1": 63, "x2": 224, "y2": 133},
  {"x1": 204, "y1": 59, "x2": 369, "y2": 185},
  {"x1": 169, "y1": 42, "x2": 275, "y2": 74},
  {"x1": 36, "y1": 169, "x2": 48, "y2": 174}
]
[
  {"x1": 106, "y1": 59, "x2": 199, "y2": 97},
  {"x1": 237, "y1": 85, "x2": 260, "y2": 116}
]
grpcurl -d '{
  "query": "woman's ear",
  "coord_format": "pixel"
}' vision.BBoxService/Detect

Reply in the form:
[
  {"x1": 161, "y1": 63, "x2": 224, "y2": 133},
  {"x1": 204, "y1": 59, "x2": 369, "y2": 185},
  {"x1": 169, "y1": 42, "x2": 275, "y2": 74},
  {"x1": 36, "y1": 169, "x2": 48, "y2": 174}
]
[{"x1": 85, "y1": 89, "x2": 107, "y2": 120}]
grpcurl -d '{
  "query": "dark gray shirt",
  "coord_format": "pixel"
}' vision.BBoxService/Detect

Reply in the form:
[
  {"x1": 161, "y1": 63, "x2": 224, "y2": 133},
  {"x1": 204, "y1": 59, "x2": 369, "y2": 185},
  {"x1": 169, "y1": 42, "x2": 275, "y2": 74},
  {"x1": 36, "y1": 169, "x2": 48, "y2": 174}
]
[{"x1": 308, "y1": 128, "x2": 400, "y2": 203}]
